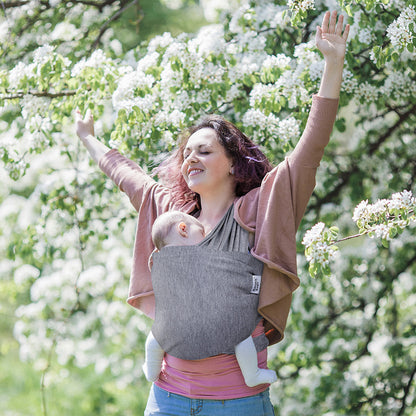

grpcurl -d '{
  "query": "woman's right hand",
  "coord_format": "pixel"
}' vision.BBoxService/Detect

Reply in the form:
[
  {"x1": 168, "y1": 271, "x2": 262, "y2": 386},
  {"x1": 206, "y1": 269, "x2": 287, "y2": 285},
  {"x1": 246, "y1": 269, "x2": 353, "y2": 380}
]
[
  {"x1": 75, "y1": 108, "x2": 95, "y2": 140},
  {"x1": 74, "y1": 108, "x2": 110, "y2": 164}
]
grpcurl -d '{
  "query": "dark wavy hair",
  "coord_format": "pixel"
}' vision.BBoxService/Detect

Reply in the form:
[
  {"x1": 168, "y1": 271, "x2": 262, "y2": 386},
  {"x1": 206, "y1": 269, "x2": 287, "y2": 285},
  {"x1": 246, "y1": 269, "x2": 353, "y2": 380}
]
[{"x1": 157, "y1": 115, "x2": 273, "y2": 206}]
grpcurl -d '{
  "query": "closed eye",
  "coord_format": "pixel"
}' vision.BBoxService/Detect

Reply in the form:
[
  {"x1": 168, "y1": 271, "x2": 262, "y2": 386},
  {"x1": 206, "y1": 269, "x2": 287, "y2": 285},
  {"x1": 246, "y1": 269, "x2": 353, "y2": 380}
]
[{"x1": 183, "y1": 150, "x2": 210, "y2": 159}]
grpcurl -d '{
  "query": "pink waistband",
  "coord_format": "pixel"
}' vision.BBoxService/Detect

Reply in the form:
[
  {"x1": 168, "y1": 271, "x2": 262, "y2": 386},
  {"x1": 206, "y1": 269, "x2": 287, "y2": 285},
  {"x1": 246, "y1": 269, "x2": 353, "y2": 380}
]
[{"x1": 154, "y1": 321, "x2": 270, "y2": 399}]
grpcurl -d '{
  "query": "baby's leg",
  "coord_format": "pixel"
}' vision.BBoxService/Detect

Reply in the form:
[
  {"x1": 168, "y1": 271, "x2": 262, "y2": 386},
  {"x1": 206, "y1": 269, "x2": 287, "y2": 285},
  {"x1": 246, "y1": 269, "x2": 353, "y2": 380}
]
[
  {"x1": 142, "y1": 331, "x2": 165, "y2": 382},
  {"x1": 235, "y1": 336, "x2": 277, "y2": 387}
]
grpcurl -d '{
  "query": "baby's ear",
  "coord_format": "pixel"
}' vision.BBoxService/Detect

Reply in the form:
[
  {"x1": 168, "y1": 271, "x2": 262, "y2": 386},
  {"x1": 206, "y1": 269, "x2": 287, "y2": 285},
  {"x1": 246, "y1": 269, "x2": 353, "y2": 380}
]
[
  {"x1": 148, "y1": 248, "x2": 159, "y2": 271},
  {"x1": 177, "y1": 221, "x2": 188, "y2": 237}
]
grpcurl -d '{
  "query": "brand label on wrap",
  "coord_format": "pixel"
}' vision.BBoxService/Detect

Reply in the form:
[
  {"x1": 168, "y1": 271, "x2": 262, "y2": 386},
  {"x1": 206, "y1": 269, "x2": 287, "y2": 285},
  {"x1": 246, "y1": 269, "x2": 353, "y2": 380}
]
[{"x1": 251, "y1": 275, "x2": 261, "y2": 294}]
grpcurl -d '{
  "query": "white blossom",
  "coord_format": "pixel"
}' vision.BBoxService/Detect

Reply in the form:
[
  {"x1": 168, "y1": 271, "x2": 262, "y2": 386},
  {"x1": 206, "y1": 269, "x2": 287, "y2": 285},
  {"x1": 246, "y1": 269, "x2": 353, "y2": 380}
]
[
  {"x1": 112, "y1": 69, "x2": 155, "y2": 113},
  {"x1": 249, "y1": 83, "x2": 274, "y2": 107},
  {"x1": 288, "y1": 0, "x2": 315, "y2": 13},
  {"x1": 33, "y1": 44, "x2": 54, "y2": 64},
  {"x1": 358, "y1": 28, "x2": 375, "y2": 44},
  {"x1": 8, "y1": 62, "x2": 36, "y2": 86},
  {"x1": 302, "y1": 222, "x2": 338, "y2": 268},
  {"x1": 387, "y1": 5, "x2": 416, "y2": 49},
  {"x1": 148, "y1": 32, "x2": 174, "y2": 53},
  {"x1": 302, "y1": 222, "x2": 326, "y2": 248},
  {"x1": 14, "y1": 264, "x2": 40, "y2": 285},
  {"x1": 341, "y1": 69, "x2": 358, "y2": 94},
  {"x1": 277, "y1": 116, "x2": 300, "y2": 144},
  {"x1": 137, "y1": 52, "x2": 160, "y2": 72},
  {"x1": 356, "y1": 81, "x2": 379, "y2": 102},
  {"x1": 71, "y1": 49, "x2": 110, "y2": 76},
  {"x1": 51, "y1": 22, "x2": 79, "y2": 42},
  {"x1": 261, "y1": 54, "x2": 291, "y2": 71},
  {"x1": 389, "y1": 190, "x2": 416, "y2": 211}
]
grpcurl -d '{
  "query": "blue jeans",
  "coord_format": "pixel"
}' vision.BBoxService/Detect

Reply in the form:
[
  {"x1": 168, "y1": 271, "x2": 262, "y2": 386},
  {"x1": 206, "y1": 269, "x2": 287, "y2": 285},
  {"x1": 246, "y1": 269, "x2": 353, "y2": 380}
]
[{"x1": 144, "y1": 384, "x2": 275, "y2": 416}]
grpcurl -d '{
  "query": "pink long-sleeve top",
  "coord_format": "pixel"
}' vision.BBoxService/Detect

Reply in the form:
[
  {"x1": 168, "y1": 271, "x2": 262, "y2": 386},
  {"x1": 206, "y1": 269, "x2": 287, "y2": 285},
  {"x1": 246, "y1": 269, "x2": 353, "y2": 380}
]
[{"x1": 98, "y1": 95, "x2": 339, "y2": 397}]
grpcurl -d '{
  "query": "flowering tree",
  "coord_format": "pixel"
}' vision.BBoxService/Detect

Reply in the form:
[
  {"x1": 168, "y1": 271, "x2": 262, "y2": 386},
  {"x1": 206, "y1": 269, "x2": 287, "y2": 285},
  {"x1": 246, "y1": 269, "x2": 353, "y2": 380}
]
[{"x1": 1, "y1": 0, "x2": 415, "y2": 414}]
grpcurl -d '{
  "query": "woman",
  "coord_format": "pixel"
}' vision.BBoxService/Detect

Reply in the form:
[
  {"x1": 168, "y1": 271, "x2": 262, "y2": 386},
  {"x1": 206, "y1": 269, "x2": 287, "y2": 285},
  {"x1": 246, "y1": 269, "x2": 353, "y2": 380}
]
[{"x1": 76, "y1": 11, "x2": 349, "y2": 416}]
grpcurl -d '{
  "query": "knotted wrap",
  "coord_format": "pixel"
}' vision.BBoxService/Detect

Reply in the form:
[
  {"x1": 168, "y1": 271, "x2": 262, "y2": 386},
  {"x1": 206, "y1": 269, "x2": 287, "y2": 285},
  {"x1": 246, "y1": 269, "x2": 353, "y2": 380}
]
[{"x1": 151, "y1": 245, "x2": 267, "y2": 360}]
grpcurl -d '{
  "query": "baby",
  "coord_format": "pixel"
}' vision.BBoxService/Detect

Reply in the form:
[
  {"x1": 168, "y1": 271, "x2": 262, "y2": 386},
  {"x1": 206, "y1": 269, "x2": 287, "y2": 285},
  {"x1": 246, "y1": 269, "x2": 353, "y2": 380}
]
[{"x1": 143, "y1": 210, "x2": 277, "y2": 387}]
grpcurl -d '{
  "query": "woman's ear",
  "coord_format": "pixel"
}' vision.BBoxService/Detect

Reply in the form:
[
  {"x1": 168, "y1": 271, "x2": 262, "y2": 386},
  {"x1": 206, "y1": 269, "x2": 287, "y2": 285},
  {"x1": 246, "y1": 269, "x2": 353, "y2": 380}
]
[
  {"x1": 229, "y1": 165, "x2": 235, "y2": 175},
  {"x1": 177, "y1": 222, "x2": 188, "y2": 237}
]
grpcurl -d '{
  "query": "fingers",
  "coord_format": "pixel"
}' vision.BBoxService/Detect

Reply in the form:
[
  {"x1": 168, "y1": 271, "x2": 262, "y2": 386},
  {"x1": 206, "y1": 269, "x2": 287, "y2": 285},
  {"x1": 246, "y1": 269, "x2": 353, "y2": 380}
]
[
  {"x1": 328, "y1": 10, "x2": 337, "y2": 34},
  {"x1": 321, "y1": 11, "x2": 330, "y2": 34},
  {"x1": 320, "y1": 10, "x2": 349, "y2": 40},
  {"x1": 335, "y1": 14, "x2": 344, "y2": 36},
  {"x1": 321, "y1": 10, "x2": 346, "y2": 35},
  {"x1": 343, "y1": 23, "x2": 350, "y2": 41},
  {"x1": 315, "y1": 25, "x2": 322, "y2": 42},
  {"x1": 75, "y1": 108, "x2": 94, "y2": 123}
]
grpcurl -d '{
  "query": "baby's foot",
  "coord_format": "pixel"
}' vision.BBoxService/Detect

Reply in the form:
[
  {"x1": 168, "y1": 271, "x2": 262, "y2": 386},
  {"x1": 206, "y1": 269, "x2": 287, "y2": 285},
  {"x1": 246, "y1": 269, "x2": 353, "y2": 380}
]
[
  {"x1": 243, "y1": 368, "x2": 277, "y2": 387},
  {"x1": 142, "y1": 362, "x2": 161, "y2": 382}
]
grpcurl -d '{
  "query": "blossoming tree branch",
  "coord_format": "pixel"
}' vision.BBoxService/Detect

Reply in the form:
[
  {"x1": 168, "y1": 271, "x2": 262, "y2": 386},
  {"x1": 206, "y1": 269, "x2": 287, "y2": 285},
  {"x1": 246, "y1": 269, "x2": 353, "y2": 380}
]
[{"x1": 1, "y1": 0, "x2": 416, "y2": 414}]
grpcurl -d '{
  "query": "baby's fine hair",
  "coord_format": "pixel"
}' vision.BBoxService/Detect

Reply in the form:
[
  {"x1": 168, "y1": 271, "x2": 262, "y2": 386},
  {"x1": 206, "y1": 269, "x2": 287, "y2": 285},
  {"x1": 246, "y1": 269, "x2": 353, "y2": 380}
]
[{"x1": 152, "y1": 211, "x2": 202, "y2": 250}]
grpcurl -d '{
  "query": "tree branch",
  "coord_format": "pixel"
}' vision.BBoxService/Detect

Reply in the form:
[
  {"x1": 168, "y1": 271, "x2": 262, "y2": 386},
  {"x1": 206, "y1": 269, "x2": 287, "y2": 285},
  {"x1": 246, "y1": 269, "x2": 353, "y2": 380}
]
[
  {"x1": 73, "y1": 0, "x2": 119, "y2": 11},
  {"x1": 90, "y1": 0, "x2": 140, "y2": 53},
  {"x1": 1, "y1": 1, "x2": 30, "y2": 7},
  {"x1": 1, "y1": 90, "x2": 77, "y2": 100}
]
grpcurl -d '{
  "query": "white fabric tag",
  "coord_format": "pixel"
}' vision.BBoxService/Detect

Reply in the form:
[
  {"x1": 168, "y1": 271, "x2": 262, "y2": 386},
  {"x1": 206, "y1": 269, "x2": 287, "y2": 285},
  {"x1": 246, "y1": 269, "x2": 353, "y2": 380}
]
[{"x1": 251, "y1": 275, "x2": 261, "y2": 294}]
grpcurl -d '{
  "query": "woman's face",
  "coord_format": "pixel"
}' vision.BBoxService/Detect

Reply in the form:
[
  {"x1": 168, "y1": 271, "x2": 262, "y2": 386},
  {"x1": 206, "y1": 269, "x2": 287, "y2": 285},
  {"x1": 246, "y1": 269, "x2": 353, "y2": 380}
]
[{"x1": 181, "y1": 128, "x2": 235, "y2": 197}]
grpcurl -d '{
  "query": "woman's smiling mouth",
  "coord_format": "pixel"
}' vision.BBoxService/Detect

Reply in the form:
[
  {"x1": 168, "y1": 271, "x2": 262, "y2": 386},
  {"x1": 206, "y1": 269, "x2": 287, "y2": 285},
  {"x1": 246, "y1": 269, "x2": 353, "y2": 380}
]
[{"x1": 188, "y1": 168, "x2": 204, "y2": 177}]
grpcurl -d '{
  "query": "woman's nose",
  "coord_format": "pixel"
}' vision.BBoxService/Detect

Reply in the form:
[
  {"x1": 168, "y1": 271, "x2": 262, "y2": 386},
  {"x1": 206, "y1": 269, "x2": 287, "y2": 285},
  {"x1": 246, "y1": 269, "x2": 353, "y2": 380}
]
[{"x1": 187, "y1": 151, "x2": 198, "y2": 163}]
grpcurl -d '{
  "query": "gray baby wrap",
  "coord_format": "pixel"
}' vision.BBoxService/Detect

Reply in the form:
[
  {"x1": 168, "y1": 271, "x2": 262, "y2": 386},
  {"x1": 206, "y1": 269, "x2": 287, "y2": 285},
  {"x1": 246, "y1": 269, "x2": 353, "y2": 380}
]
[{"x1": 151, "y1": 205, "x2": 269, "y2": 360}]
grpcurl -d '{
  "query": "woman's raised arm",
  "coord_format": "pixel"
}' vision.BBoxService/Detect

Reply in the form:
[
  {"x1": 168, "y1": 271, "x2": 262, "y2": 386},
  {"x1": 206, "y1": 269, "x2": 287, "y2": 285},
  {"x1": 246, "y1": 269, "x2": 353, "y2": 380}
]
[
  {"x1": 75, "y1": 109, "x2": 111, "y2": 164},
  {"x1": 316, "y1": 11, "x2": 350, "y2": 99}
]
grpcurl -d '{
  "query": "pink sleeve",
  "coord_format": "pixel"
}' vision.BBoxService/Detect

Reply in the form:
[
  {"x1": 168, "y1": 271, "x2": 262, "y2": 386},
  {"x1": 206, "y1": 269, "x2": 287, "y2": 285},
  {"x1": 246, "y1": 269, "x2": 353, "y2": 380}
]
[
  {"x1": 287, "y1": 94, "x2": 339, "y2": 229},
  {"x1": 98, "y1": 149, "x2": 173, "y2": 213}
]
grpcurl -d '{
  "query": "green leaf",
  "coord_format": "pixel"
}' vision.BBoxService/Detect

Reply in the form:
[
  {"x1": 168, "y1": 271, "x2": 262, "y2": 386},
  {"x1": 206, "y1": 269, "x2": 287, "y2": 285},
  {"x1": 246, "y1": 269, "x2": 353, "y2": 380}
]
[
  {"x1": 345, "y1": 4, "x2": 353, "y2": 16},
  {"x1": 335, "y1": 118, "x2": 346, "y2": 133}
]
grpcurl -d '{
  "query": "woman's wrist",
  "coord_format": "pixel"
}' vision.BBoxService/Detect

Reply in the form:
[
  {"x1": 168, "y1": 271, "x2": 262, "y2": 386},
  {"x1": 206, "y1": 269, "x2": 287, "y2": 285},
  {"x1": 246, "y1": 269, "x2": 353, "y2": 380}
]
[{"x1": 81, "y1": 134, "x2": 111, "y2": 164}]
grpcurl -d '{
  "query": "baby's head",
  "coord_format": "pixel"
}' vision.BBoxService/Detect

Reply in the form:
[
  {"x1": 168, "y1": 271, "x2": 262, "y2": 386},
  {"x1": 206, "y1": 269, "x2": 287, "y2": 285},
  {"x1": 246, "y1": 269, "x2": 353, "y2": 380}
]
[{"x1": 152, "y1": 211, "x2": 205, "y2": 250}]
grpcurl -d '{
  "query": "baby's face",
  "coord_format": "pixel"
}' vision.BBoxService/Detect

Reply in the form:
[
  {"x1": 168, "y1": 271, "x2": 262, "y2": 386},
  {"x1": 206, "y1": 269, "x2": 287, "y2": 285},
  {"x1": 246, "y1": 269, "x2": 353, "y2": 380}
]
[{"x1": 186, "y1": 221, "x2": 206, "y2": 245}]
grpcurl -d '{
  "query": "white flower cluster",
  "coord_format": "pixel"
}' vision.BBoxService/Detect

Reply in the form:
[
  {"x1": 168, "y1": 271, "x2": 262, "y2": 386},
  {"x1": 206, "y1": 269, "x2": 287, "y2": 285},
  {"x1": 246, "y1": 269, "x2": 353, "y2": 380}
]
[
  {"x1": 352, "y1": 190, "x2": 416, "y2": 240},
  {"x1": 148, "y1": 32, "x2": 174, "y2": 52},
  {"x1": 381, "y1": 69, "x2": 416, "y2": 101},
  {"x1": 71, "y1": 49, "x2": 112, "y2": 77},
  {"x1": 228, "y1": 1, "x2": 287, "y2": 33},
  {"x1": 0, "y1": 19, "x2": 10, "y2": 39},
  {"x1": 288, "y1": 0, "x2": 315, "y2": 13},
  {"x1": 387, "y1": 5, "x2": 416, "y2": 49},
  {"x1": 277, "y1": 116, "x2": 300, "y2": 145},
  {"x1": 112, "y1": 68, "x2": 156, "y2": 113},
  {"x1": 249, "y1": 83, "x2": 274, "y2": 107},
  {"x1": 255, "y1": 2, "x2": 288, "y2": 28},
  {"x1": 8, "y1": 61, "x2": 36, "y2": 86},
  {"x1": 261, "y1": 54, "x2": 291, "y2": 71},
  {"x1": 302, "y1": 222, "x2": 338, "y2": 268},
  {"x1": 21, "y1": 95, "x2": 50, "y2": 121},
  {"x1": 33, "y1": 44, "x2": 54, "y2": 65},
  {"x1": 308, "y1": 60, "x2": 325, "y2": 81},
  {"x1": 341, "y1": 69, "x2": 358, "y2": 94},
  {"x1": 50, "y1": 21, "x2": 79, "y2": 42},
  {"x1": 242, "y1": 108, "x2": 279, "y2": 131},
  {"x1": 358, "y1": 28, "x2": 375, "y2": 45},
  {"x1": 356, "y1": 81, "x2": 379, "y2": 102}
]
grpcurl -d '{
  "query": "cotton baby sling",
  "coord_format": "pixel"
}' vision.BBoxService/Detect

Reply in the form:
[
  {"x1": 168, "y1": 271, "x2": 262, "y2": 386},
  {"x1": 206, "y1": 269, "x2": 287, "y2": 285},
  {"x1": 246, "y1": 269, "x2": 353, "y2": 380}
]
[{"x1": 151, "y1": 204, "x2": 269, "y2": 360}]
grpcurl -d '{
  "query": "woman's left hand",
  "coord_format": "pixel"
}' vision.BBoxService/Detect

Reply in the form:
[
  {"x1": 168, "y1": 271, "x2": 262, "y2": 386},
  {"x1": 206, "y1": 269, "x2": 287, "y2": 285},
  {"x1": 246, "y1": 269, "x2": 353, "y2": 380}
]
[{"x1": 316, "y1": 11, "x2": 350, "y2": 65}]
